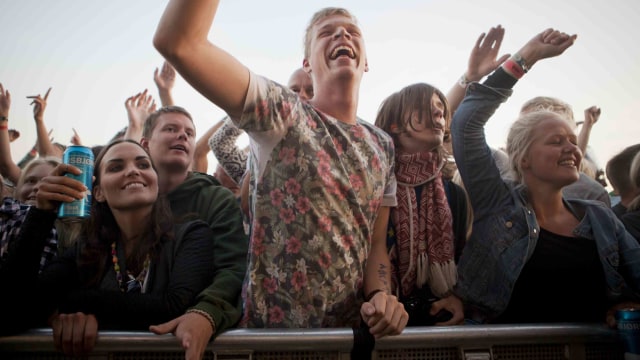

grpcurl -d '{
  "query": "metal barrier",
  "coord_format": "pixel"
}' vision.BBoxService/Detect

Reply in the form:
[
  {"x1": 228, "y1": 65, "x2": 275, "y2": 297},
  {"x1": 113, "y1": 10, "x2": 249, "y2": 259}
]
[{"x1": 0, "y1": 324, "x2": 625, "y2": 360}]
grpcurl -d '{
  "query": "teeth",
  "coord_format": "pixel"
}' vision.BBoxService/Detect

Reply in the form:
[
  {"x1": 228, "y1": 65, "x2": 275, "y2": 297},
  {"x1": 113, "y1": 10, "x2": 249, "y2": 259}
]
[
  {"x1": 559, "y1": 160, "x2": 575, "y2": 166},
  {"x1": 124, "y1": 183, "x2": 144, "y2": 189},
  {"x1": 330, "y1": 45, "x2": 355, "y2": 59}
]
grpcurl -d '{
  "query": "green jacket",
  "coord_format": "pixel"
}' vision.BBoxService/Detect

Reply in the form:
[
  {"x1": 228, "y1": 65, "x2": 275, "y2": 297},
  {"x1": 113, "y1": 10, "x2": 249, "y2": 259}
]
[{"x1": 167, "y1": 172, "x2": 248, "y2": 336}]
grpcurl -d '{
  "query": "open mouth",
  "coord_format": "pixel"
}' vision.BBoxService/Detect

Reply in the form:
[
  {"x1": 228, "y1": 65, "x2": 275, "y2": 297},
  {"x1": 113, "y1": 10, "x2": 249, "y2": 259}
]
[
  {"x1": 123, "y1": 182, "x2": 145, "y2": 190},
  {"x1": 558, "y1": 159, "x2": 576, "y2": 167},
  {"x1": 330, "y1": 45, "x2": 356, "y2": 60}
]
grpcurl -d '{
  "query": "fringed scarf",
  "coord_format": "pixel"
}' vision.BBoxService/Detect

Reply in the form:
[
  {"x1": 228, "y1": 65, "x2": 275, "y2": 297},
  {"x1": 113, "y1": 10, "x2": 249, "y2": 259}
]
[{"x1": 392, "y1": 151, "x2": 457, "y2": 298}]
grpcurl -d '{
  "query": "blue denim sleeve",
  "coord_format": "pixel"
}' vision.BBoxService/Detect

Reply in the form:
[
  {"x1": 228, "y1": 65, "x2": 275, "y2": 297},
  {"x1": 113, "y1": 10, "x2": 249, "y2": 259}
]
[{"x1": 451, "y1": 83, "x2": 514, "y2": 221}]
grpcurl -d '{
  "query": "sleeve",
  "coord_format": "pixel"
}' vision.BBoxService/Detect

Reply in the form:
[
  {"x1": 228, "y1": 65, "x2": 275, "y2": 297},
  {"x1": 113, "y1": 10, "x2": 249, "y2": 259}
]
[
  {"x1": 208, "y1": 118, "x2": 248, "y2": 185},
  {"x1": 190, "y1": 189, "x2": 248, "y2": 336},
  {"x1": 57, "y1": 221, "x2": 216, "y2": 330},
  {"x1": 0, "y1": 207, "x2": 60, "y2": 334},
  {"x1": 450, "y1": 73, "x2": 514, "y2": 221}
]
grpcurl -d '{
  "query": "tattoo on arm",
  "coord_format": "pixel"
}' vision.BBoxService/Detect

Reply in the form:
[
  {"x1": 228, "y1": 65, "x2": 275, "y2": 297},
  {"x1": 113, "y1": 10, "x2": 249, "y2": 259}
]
[{"x1": 377, "y1": 263, "x2": 389, "y2": 292}]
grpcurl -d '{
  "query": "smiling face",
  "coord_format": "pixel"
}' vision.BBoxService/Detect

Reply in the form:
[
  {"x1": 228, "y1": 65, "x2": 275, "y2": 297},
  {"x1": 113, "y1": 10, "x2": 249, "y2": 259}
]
[
  {"x1": 520, "y1": 115, "x2": 582, "y2": 188},
  {"x1": 16, "y1": 162, "x2": 56, "y2": 205},
  {"x1": 93, "y1": 141, "x2": 158, "y2": 211},
  {"x1": 141, "y1": 112, "x2": 195, "y2": 173},
  {"x1": 396, "y1": 93, "x2": 447, "y2": 154},
  {"x1": 303, "y1": 9, "x2": 368, "y2": 87}
]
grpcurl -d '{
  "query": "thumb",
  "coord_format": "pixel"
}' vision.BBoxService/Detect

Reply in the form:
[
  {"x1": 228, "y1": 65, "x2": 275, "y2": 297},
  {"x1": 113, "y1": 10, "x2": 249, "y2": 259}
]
[
  {"x1": 149, "y1": 318, "x2": 179, "y2": 335},
  {"x1": 361, "y1": 302, "x2": 376, "y2": 317}
]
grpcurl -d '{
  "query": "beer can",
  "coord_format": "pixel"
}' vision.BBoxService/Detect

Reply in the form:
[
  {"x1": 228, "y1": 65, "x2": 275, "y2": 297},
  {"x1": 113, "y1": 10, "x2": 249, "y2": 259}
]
[
  {"x1": 616, "y1": 308, "x2": 640, "y2": 359},
  {"x1": 58, "y1": 145, "x2": 94, "y2": 218}
]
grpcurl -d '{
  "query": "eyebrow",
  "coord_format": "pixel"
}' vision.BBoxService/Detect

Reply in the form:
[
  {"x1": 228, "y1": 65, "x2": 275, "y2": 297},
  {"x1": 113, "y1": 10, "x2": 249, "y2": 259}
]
[{"x1": 106, "y1": 156, "x2": 150, "y2": 164}]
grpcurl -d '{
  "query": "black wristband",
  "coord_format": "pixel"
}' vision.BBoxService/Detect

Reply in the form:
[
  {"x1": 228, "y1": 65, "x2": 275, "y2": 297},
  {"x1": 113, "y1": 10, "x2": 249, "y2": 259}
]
[{"x1": 365, "y1": 289, "x2": 386, "y2": 302}]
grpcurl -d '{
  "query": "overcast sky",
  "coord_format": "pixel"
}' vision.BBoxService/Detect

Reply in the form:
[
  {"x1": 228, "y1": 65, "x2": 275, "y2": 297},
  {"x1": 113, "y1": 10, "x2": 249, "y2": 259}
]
[{"x1": 2, "y1": 0, "x2": 639, "y2": 181}]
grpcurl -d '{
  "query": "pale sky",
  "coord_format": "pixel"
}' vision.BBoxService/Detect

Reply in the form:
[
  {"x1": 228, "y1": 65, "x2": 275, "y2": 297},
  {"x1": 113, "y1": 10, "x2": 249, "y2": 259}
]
[{"x1": 2, "y1": 0, "x2": 639, "y2": 182}]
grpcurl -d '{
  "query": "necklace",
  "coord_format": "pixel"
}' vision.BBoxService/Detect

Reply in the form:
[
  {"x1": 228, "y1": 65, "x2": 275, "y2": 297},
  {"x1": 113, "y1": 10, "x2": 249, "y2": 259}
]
[{"x1": 111, "y1": 242, "x2": 151, "y2": 293}]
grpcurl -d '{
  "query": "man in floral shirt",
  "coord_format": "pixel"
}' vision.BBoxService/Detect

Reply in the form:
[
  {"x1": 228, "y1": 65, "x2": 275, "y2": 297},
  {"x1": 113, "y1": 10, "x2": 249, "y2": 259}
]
[{"x1": 154, "y1": 1, "x2": 408, "y2": 339}]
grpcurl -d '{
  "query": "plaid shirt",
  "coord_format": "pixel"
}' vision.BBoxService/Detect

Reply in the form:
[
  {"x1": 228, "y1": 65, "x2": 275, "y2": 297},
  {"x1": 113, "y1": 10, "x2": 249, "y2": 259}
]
[{"x1": 0, "y1": 197, "x2": 58, "y2": 271}]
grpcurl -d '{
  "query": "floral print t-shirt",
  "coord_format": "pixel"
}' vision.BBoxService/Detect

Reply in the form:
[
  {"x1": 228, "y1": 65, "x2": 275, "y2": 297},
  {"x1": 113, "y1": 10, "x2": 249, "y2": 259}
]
[{"x1": 233, "y1": 72, "x2": 396, "y2": 328}]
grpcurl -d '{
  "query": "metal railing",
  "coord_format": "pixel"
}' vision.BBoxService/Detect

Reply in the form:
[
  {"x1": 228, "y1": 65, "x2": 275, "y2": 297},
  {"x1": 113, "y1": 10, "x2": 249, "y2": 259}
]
[{"x1": 0, "y1": 324, "x2": 625, "y2": 360}]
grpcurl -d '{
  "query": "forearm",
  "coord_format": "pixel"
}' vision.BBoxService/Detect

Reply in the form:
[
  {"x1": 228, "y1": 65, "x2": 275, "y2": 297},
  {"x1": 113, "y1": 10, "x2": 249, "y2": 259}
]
[
  {"x1": 34, "y1": 119, "x2": 56, "y2": 157},
  {"x1": 0, "y1": 127, "x2": 21, "y2": 184},
  {"x1": 124, "y1": 124, "x2": 143, "y2": 143},
  {"x1": 577, "y1": 124, "x2": 592, "y2": 155},
  {"x1": 364, "y1": 206, "x2": 392, "y2": 296},
  {"x1": 158, "y1": 89, "x2": 175, "y2": 107}
]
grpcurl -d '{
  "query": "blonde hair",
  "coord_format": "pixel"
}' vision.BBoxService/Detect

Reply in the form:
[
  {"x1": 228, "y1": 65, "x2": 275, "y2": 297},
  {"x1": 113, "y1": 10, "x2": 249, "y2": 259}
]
[
  {"x1": 520, "y1": 96, "x2": 576, "y2": 130},
  {"x1": 304, "y1": 7, "x2": 358, "y2": 60},
  {"x1": 506, "y1": 110, "x2": 567, "y2": 183}
]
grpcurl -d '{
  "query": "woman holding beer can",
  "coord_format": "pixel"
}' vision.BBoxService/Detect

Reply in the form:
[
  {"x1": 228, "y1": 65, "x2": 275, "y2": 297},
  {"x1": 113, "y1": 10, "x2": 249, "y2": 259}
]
[{"x1": 0, "y1": 139, "x2": 215, "y2": 357}]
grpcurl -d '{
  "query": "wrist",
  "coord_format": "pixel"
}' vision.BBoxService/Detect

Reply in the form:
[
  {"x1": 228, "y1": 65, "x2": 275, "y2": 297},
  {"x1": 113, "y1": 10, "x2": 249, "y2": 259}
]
[
  {"x1": 186, "y1": 308, "x2": 216, "y2": 334},
  {"x1": 365, "y1": 288, "x2": 387, "y2": 302},
  {"x1": 457, "y1": 73, "x2": 471, "y2": 88}
]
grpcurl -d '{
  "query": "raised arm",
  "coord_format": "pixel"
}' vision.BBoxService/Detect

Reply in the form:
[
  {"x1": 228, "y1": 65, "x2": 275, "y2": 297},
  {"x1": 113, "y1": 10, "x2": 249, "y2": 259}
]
[
  {"x1": 124, "y1": 89, "x2": 156, "y2": 142},
  {"x1": 446, "y1": 25, "x2": 510, "y2": 116},
  {"x1": 153, "y1": 0, "x2": 249, "y2": 119},
  {"x1": 192, "y1": 118, "x2": 225, "y2": 173},
  {"x1": 154, "y1": 61, "x2": 177, "y2": 107},
  {"x1": 0, "y1": 83, "x2": 22, "y2": 184},
  {"x1": 27, "y1": 87, "x2": 58, "y2": 158},
  {"x1": 577, "y1": 105, "x2": 601, "y2": 156}
]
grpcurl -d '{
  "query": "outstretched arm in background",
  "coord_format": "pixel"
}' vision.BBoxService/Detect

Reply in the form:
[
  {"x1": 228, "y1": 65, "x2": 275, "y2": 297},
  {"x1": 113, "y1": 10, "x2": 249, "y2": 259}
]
[
  {"x1": 27, "y1": 87, "x2": 59, "y2": 158},
  {"x1": 192, "y1": 118, "x2": 225, "y2": 173},
  {"x1": 124, "y1": 89, "x2": 156, "y2": 142},
  {"x1": 154, "y1": 60, "x2": 177, "y2": 107},
  {"x1": 578, "y1": 105, "x2": 601, "y2": 156},
  {"x1": 446, "y1": 25, "x2": 510, "y2": 116},
  {"x1": 0, "y1": 83, "x2": 21, "y2": 184}
]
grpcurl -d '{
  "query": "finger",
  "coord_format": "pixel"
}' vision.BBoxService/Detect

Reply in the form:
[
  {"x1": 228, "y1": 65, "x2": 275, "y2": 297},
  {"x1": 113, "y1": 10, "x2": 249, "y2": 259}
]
[
  {"x1": 43, "y1": 87, "x2": 52, "y2": 100},
  {"x1": 474, "y1": 32, "x2": 486, "y2": 49},
  {"x1": 149, "y1": 318, "x2": 179, "y2": 335},
  {"x1": 51, "y1": 315, "x2": 63, "y2": 352},
  {"x1": 83, "y1": 315, "x2": 99, "y2": 355},
  {"x1": 72, "y1": 127, "x2": 79, "y2": 136},
  {"x1": 60, "y1": 314, "x2": 75, "y2": 356},
  {"x1": 72, "y1": 314, "x2": 87, "y2": 356}
]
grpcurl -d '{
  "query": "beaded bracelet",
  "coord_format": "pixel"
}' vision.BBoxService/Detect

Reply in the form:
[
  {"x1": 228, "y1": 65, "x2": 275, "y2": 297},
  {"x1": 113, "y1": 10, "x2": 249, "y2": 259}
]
[
  {"x1": 186, "y1": 309, "x2": 216, "y2": 332},
  {"x1": 457, "y1": 73, "x2": 471, "y2": 88}
]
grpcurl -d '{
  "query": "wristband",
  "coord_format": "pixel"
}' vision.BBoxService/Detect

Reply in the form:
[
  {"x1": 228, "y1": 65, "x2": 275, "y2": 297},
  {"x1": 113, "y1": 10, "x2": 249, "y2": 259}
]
[
  {"x1": 186, "y1": 308, "x2": 216, "y2": 332},
  {"x1": 457, "y1": 73, "x2": 471, "y2": 88},
  {"x1": 0, "y1": 116, "x2": 7, "y2": 122},
  {"x1": 512, "y1": 52, "x2": 530, "y2": 73},
  {"x1": 365, "y1": 289, "x2": 387, "y2": 302},
  {"x1": 502, "y1": 59, "x2": 525, "y2": 79},
  {"x1": 0, "y1": 125, "x2": 7, "y2": 130}
]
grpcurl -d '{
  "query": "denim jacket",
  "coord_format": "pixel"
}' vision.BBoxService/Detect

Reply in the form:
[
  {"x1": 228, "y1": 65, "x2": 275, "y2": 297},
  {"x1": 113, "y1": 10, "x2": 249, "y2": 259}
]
[{"x1": 451, "y1": 82, "x2": 640, "y2": 322}]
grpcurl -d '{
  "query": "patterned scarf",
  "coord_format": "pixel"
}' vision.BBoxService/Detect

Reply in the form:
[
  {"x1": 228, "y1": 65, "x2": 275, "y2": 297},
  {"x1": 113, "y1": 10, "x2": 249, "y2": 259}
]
[{"x1": 392, "y1": 151, "x2": 456, "y2": 298}]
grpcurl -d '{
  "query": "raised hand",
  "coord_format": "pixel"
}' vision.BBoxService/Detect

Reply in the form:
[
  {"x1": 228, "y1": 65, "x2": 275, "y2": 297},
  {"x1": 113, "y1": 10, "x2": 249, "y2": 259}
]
[
  {"x1": 124, "y1": 89, "x2": 156, "y2": 142},
  {"x1": 466, "y1": 25, "x2": 510, "y2": 82},
  {"x1": 70, "y1": 128, "x2": 83, "y2": 146},
  {"x1": 518, "y1": 29, "x2": 577, "y2": 67},
  {"x1": 583, "y1": 106, "x2": 601, "y2": 128},
  {"x1": 27, "y1": 87, "x2": 52, "y2": 122},
  {"x1": 0, "y1": 83, "x2": 10, "y2": 117},
  {"x1": 8, "y1": 129, "x2": 20, "y2": 142},
  {"x1": 154, "y1": 60, "x2": 176, "y2": 94}
]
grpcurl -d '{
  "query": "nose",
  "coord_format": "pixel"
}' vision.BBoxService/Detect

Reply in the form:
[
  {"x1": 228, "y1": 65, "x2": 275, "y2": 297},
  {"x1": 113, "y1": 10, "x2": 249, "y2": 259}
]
[
  {"x1": 125, "y1": 165, "x2": 140, "y2": 177},
  {"x1": 333, "y1": 27, "x2": 351, "y2": 40}
]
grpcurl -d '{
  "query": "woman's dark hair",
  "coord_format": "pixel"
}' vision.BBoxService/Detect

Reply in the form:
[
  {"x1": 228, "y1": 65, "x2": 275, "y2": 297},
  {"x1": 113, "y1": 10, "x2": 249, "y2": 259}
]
[{"x1": 78, "y1": 139, "x2": 174, "y2": 287}]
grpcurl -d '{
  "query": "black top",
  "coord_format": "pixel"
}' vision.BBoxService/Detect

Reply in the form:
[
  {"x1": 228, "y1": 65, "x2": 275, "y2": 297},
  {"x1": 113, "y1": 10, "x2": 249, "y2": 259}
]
[
  {"x1": 494, "y1": 228, "x2": 608, "y2": 323},
  {"x1": 0, "y1": 207, "x2": 215, "y2": 334}
]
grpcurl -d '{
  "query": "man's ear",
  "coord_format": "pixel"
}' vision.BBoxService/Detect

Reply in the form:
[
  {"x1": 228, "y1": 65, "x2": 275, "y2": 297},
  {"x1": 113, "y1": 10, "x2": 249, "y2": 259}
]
[
  {"x1": 93, "y1": 184, "x2": 105, "y2": 203},
  {"x1": 140, "y1": 138, "x2": 150, "y2": 152},
  {"x1": 303, "y1": 58, "x2": 311, "y2": 74}
]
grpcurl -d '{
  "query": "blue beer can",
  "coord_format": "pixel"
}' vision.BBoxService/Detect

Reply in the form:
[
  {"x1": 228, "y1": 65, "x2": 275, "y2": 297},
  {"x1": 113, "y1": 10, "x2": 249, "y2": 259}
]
[
  {"x1": 58, "y1": 145, "x2": 94, "y2": 218},
  {"x1": 616, "y1": 308, "x2": 640, "y2": 358}
]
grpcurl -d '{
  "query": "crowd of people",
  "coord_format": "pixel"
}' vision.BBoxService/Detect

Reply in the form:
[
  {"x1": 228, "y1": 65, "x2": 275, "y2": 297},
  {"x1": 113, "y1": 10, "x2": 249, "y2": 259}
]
[{"x1": 1, "y1": 1, "x2": 639, "y2": 359}]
